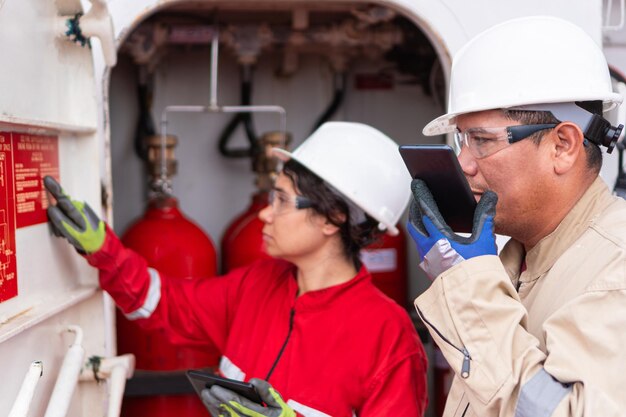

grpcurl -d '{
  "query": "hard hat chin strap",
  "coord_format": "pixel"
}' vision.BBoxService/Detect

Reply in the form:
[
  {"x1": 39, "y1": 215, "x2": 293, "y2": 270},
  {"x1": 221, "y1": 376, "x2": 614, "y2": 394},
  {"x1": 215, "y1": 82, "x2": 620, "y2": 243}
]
[{"x1": 511, "y1": 102, "x2": 624, "y2": 153}]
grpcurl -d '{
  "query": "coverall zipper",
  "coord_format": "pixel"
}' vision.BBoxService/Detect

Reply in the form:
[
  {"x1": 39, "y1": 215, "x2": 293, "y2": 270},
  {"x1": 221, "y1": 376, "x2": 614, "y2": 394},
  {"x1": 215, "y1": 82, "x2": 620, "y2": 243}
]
[
  {"x1": 265, "y1": 307, "x2": 295, "y2": 381},
  {"x1": 415, "y1": 305, "x2": 471, "y2": 378}
]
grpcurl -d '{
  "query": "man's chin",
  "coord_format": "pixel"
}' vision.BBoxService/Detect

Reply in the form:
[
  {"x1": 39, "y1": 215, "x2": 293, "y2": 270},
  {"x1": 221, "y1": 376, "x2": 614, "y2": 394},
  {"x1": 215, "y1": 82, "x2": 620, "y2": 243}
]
[
  {"x1": 493, "y1": 220, "x2": 516, "y2": 240},
  {"x1": 493, "y1": 218, "x2": 505, "y2": 235}
]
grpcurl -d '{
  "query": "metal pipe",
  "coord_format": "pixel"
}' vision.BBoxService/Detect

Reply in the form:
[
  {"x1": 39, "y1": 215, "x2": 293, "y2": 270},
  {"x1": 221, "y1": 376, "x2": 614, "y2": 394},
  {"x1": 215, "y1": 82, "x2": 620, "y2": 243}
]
[
  {"x1": 8, "y1": 361, "x2": 43, "y2": 417},
  {"x1": 160, "y1": 131, "x2": 168, "y2": 193},
  {"x1": 154, "y1": 26, "x2": 288, "y2": 184},
  {"x1": 160, "y1": 105, "x2": 287, "y2": 147},
  {"x1": 79, "y1": 354, "x2": 135, "y2": 417},
  {"x1": 210, "y1": 27, "x2": 219, "y2": 110},
  {"x1": 106, "y1": 361, "x2": 129, "y2": 417},
  {"x1": 309, "y1": 72, "x2": 346, "y2": 133},
  {"x1": 43, "y1": 326, "x2": 86, "y2": 417},
  {"x1": 222, "y1": 105, "x2": 287, "y2": 135},
  {"x1": 604, "y1": 0, "x2": 626, "y2": 31},
  {"x1": 160, "y1": 105, "x2": 286, "y2": 129}
]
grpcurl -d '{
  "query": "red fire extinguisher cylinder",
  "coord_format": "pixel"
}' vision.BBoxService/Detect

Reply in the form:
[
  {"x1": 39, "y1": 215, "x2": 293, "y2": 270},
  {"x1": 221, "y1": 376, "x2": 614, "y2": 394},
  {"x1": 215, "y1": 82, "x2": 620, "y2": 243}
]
[{"x1": 117, "y1": 135, "x2": 219, "y2": 417}]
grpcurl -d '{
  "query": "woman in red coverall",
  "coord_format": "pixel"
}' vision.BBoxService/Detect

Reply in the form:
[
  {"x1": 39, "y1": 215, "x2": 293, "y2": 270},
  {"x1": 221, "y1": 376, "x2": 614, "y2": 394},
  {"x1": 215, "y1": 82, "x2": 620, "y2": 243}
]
[{"x1": 44, "y1": 121, "x2": 428, "y2": 417}]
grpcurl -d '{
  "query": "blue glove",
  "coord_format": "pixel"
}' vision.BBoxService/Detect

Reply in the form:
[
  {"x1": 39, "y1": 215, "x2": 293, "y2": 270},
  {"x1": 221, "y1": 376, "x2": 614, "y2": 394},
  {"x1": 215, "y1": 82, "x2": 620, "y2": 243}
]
[
  {"x1": 201, "y1": 378, "x2": 295, "y2": 417},
  {"x1": 407, "y1": 179, "x2": 498, "y2": 279}
]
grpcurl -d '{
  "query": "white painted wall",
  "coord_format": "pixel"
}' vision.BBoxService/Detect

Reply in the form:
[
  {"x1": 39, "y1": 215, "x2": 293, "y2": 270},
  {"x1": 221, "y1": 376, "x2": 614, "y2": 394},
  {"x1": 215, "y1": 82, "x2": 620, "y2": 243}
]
[
  {"x1": 0, "y1": 0, "x2": 110, "y2": 415},
  {"x1": 601, "y1": 0, "x2": 626, "y2": 191}
]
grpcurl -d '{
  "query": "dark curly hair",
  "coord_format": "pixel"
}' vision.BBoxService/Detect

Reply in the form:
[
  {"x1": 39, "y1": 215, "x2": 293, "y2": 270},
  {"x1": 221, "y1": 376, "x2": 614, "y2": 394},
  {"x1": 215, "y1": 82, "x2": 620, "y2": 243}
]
[{"x1": 282, "y1": 159, "x2": 383, "y2": 269}]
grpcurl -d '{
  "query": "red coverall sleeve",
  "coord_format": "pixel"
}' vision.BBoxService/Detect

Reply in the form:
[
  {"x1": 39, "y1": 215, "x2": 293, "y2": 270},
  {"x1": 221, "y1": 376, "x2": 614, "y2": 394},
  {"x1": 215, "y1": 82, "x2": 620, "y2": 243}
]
[{"x1": 85, "y1": 226, "x2": 246, "y2": 352}]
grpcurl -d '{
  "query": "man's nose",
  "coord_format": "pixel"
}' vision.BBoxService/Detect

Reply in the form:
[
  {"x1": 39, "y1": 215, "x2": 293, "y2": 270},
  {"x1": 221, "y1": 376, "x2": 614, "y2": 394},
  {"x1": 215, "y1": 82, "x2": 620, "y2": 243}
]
[{"x1": 457, "y1": 146, "x2": 478, "y2": 177}]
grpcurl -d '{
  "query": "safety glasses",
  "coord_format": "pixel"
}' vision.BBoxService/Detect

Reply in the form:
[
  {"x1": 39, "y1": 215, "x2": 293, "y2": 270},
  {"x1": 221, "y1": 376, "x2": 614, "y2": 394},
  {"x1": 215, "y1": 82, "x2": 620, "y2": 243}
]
[
  {"x1": 454, "y1": 123, "x2": 557, "y2": 159},
  {"x1": 268, "y1": 189, "x2": 314, "y2": 215}
]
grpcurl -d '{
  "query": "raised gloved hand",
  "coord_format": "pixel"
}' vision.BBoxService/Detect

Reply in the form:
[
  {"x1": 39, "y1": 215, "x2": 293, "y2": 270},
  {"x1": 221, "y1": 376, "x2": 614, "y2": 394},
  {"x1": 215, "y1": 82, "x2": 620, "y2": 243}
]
[
  {"x1": 201, "y1": 378, "x2": 295, "y2": 417},
  {"x1": 44, "y1": 176, "x2": 105, "y2": 254},
  {"x1": 407, "y1": 179, "x2": 498, "y2": 280}
]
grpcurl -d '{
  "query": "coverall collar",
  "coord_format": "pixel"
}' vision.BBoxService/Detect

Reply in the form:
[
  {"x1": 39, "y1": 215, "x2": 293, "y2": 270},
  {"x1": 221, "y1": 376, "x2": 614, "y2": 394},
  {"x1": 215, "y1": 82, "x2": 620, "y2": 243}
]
[{"x1": 287, "y1": 265, "x2": 372, "y2": 312}]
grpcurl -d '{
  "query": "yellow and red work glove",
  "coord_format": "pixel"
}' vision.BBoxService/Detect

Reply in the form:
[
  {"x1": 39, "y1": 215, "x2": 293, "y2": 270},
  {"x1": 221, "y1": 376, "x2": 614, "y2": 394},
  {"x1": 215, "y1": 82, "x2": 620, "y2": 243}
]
[
  {"x1": 44, "y1": 176, "x2": 105, "y2": 254},
  {"x1": 201, "y1": 378, "x2": 296, "y2": 417}
]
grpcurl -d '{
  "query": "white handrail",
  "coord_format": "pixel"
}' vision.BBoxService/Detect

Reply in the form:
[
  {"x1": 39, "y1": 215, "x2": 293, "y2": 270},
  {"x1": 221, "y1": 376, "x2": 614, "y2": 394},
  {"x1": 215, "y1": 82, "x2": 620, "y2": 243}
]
[
  {"x1": 39, "y1": 327, "x2": 134, "y2": 417},
  {"x1": 8, "y1": 361, "x2": 43, "y2": 417},
  {"x1": 43, "y1": 326, "x2": 85, "y2": 417}
]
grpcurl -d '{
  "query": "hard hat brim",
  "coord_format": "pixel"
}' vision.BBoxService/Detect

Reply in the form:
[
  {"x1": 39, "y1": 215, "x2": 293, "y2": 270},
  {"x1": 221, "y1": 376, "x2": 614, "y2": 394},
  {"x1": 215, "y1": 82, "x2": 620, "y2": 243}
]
[
  {"x1": 423, "y1": 92, "x2": 624, "y2": 137},
  {"x1": 272, "y1": 147, "x2": 292, "y2": 162},
  {"x1": 270, "y1": 147, "x2": 400, "y2": 236}
]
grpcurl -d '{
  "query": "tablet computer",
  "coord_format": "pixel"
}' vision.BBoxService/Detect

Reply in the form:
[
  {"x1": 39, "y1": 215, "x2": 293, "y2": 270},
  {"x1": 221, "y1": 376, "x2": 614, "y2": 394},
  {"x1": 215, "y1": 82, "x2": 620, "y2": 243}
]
[
  {"x1": 399, "y1": 144, "x2": 477, "y2": 233},
  {"x1": 186, "y1": 370, "x2": 264, "y2": 405}
]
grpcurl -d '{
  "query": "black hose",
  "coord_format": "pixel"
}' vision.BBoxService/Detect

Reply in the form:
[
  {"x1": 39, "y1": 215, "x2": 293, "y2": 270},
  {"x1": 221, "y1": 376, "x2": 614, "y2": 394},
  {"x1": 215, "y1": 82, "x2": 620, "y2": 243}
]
[
  {"x1": 608, "y1": 66, "x2": 626, "y2": 173},
  {"x1": 217, "y1": 65, "x2": 259, "y2": 158},
  {"x1": 241, "y1": 66, "x2": 259, "y2": 147},
  {"x1": 310, "y1": 73, "x2": 347, "y2": 134},
  {"x1": 618, "y1": 139, "x2": 625, "y2": 175},
  {"x1": 134, "y1": 72, "x2": 156, "y2": 161},
  {"x1": 614, "y1": 141, "x2": 626, "y2": 199}
]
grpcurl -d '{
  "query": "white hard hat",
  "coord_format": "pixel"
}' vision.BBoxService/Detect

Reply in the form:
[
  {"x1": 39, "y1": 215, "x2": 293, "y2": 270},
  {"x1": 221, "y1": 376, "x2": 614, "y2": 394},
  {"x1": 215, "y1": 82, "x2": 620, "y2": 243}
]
[
  {"x1": 273, "y1": 121, "x2": 411, "y2": 235},
  {"x1": 424, "y1": 15, "x2": 623, "y2": 136}
]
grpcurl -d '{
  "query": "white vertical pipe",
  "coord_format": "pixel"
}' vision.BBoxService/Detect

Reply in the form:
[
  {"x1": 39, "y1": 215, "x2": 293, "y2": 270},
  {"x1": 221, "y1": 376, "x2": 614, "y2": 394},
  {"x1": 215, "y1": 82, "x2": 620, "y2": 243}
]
[
  {"x1": 43, "y1": 326, "x2": 85, "y2": 417},
  {"x1": 8, "y1": 360, "x2": 44, "y2": 417},
  {"x1": 106, "y1": 365, "x2": 128, "y2": 417},
  {"x1": 210, "y1": 27, "x2": 219, "y2": 109}
]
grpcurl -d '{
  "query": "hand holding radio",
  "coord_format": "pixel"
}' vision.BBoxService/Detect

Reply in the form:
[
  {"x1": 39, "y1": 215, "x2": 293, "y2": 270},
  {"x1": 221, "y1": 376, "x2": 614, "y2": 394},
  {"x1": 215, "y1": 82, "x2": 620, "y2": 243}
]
[{"x1": 407, "y1": 178, "x2": 498, "y2": 280}]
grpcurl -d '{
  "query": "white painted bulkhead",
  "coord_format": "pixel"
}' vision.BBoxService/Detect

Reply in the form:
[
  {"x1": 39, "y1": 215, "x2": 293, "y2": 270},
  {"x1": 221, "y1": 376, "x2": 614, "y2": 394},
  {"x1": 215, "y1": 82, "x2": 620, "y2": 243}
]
[
  {"x1": 0, "y1": 0, "x2": 111, "y2": 415},
  {"x1": 0, "y1": 0, "x2": 623, "y2": 416}
]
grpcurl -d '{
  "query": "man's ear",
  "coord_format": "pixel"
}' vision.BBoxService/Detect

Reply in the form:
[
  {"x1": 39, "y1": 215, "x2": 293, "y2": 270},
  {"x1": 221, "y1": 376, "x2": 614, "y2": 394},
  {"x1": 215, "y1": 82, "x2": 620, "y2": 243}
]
[{"x1": 551, "y1": 122, "x2": 585, "y2": 175}]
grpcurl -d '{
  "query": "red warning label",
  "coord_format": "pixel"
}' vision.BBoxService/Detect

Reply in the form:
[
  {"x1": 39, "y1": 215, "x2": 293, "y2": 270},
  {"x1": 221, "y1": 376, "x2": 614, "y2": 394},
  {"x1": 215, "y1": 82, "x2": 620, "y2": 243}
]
[
  {"x1": 0, "y1": 132, "x2": 59, "y2": 303},
  {"x1": 14, "y1": 134, "x2": 60, "y2": 228},
  {"x1": 0, "y1": 132, "x2": 16, "y2": 303}
]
